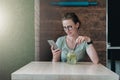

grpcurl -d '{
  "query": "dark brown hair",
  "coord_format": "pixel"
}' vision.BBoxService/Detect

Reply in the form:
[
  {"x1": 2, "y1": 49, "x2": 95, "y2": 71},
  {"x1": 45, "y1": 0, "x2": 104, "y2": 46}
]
[{"x1": 62, "y1": 12, "x2": 81, "y2": 29}]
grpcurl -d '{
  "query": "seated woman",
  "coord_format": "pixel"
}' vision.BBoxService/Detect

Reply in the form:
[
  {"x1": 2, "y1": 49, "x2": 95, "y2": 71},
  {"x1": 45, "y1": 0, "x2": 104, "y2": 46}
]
[{"x1": 51, "y1": 12, "x2": 99, "y2": 64}]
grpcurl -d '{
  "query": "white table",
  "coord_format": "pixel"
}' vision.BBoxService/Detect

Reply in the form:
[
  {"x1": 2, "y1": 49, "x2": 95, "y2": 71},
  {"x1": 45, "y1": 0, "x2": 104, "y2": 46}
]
[{"x1": 11, "y1": 61, "x2": 119, "y2": 80}]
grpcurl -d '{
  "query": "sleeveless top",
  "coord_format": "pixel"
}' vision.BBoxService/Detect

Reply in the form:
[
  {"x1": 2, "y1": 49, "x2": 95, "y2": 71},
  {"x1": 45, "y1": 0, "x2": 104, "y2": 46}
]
[{"x1": 56, "y1": 36, "x2": 89, "y2": 62}]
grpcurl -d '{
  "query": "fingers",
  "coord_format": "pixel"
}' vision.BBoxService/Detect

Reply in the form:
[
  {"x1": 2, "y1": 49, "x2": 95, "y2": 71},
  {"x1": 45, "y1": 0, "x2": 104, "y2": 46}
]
[
  {"x1": 51, "y1": 46, "x2": 61, "y2": 55},
  {"x1": 76, "y1": 36, "x2": 85, "y2": 44},
  {"x1": 52, "y1": 49, "x2": 61, "y2": 54},
  {"x1": 52, "y1": 48, "x2": 61, "y2": 60},
  {"x1": 51, "y1": 46, "x2": 60, "y2": 52},
  {"x1": 53, "y1": 50, "x2": 61, "y2": 56},
  {"x1": 76, "y1": 36, "x2": 91, "y2": 44},
  {"x1": 51, "y1": 46, "x2": 61, "y2": 61}
]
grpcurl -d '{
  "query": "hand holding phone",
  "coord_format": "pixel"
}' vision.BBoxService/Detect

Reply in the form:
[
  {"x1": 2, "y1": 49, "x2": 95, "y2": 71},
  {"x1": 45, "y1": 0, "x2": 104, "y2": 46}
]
[{"x1": 47, "y1": 40, "x2": 58, "y2": 50}]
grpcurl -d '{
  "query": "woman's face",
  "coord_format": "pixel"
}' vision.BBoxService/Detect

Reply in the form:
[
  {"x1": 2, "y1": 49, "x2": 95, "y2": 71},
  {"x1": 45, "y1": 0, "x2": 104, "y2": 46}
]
[{"x1": 62, "y1": 19, "x2": 79, "y2": 37}]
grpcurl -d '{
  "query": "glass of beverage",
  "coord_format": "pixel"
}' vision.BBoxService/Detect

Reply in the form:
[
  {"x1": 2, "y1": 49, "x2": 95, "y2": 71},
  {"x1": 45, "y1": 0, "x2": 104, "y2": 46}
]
[{"x1": 67, "y1": 50, "x2": 77, "y2": 64}]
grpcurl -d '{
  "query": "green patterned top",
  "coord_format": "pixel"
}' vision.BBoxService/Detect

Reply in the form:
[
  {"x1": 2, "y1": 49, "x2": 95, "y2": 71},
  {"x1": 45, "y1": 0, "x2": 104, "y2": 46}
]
[{"x1": 56, "y1": 36, "x2": 89, "y2": 62}]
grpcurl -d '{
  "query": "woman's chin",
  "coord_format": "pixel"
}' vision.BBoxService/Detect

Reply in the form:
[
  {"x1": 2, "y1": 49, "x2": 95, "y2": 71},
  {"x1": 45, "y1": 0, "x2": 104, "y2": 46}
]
[{"x1": 68, "y1": 34, "x2": 73, "y2": 37}]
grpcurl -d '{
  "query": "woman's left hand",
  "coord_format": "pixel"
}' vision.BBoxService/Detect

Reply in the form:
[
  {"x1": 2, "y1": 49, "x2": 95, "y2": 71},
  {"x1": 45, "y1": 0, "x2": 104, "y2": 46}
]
[{"x1": 76, "y1": 36, "x2": 91, "y2": 44}]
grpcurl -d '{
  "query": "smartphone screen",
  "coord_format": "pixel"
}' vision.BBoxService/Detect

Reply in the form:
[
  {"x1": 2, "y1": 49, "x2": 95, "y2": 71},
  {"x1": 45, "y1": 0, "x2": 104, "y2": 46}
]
[{"x1": 47, "y1": 40, "x2": 58, "y2": 50}]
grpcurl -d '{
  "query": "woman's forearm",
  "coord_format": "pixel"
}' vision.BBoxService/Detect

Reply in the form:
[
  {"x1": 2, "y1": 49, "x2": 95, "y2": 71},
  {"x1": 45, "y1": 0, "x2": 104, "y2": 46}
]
[
  {"x1": 86, "y1": 44, "x2": 99, "y2": 64},
  {"x1": 52, "y1": 58, "x2": 60, "y2": 62}
]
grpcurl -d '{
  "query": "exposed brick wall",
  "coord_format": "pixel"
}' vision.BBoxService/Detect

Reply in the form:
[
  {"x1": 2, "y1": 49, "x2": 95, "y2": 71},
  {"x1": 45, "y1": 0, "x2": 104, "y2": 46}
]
[{"x1": 35, "y1": 0, "x2": 106, "y2": 65}]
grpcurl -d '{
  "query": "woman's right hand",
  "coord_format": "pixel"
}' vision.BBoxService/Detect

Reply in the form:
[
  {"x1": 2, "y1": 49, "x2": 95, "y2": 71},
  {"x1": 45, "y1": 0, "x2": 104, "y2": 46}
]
[{"x1": 51, "y1": 46, "x2": 61, "y2": 62}]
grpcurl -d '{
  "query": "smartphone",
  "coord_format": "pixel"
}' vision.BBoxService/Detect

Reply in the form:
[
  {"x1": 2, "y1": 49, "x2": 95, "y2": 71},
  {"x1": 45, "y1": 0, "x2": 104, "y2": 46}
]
[{"x1": 47, "y1": 40, "x2": 58, "y2": 50}]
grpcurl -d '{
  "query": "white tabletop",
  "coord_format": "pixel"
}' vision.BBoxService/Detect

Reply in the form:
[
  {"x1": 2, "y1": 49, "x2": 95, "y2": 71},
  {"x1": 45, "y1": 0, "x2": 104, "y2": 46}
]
[{"x1": 11, "y1": 61, "x2": 119, "y2": 80}]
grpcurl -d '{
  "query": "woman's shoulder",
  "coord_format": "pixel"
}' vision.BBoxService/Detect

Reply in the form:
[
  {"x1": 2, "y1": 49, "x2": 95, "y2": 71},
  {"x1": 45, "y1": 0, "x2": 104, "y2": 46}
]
[
  {"x1": 56, "y1": 36, "x2": 66, "y2": 44},
  {"x1": 57, "y1": 35, "x2": 66, "y2": 40},
  {"x1": 56, "y1": 36, "x2": 66, "y2": 48}
]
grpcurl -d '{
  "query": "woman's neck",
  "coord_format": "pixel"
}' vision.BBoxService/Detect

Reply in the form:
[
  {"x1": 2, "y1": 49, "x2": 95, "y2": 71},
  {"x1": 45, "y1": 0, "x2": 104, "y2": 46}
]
[{"x1": 67, "y1": 33, "x2": 79, "y2": 41}]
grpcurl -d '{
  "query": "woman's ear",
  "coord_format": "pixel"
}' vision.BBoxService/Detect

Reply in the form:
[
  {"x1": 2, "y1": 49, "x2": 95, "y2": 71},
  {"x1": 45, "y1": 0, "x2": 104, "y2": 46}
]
[{"x1": 76, "y1": 22, "x2": 80, "y2": 29}]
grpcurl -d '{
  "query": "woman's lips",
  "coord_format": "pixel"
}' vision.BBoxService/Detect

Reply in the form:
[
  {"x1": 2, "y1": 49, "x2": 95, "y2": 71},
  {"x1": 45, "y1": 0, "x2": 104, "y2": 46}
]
[{"x1": 67, "y1": 32, "x2": 72, "y2": 35}]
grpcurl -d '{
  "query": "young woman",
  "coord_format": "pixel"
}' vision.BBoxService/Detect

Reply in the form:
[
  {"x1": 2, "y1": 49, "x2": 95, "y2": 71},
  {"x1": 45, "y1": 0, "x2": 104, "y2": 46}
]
[{"x1": 51, "y1": 12, "x2": 99, "y2": 64}]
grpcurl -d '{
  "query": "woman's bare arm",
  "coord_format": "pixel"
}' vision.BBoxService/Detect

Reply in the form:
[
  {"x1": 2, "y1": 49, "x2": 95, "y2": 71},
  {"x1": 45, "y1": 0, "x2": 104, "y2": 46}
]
[{"x1": 86, "y1": 44, "x2": 99, "y2": 64}]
